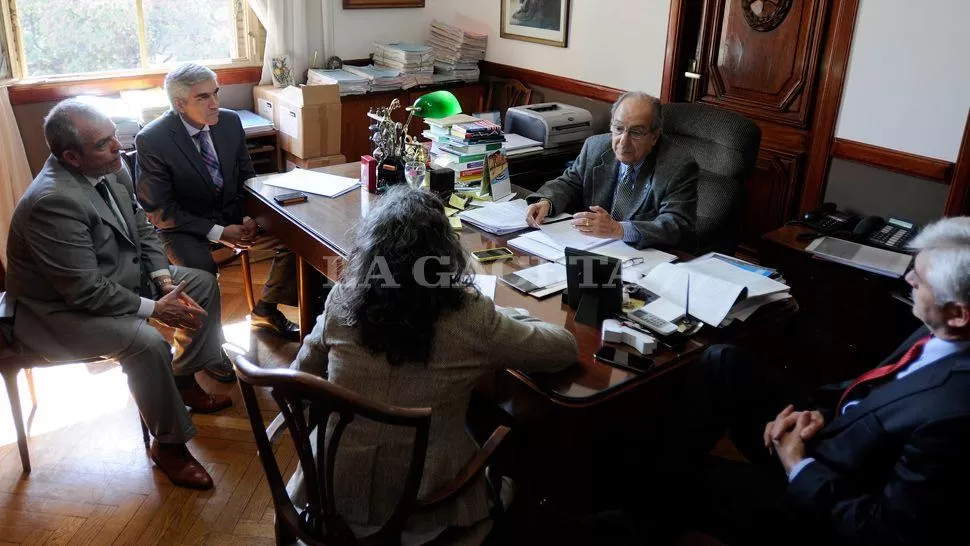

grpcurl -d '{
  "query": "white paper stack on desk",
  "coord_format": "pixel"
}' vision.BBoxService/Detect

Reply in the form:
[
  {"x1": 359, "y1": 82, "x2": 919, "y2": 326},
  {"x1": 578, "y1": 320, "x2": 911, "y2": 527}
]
[
  {"x1": 457, "y1": 199, "x2": 569, "y2": 235},
  {"x1": 498, "y1": 262, "x2": 568, "y2": 298},
  {"x1": 634, "y1": 258, "x2": 791, "y2": 327}
]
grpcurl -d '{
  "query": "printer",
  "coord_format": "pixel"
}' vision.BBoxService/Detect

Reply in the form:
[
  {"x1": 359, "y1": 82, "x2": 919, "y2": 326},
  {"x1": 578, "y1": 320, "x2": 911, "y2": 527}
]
[{"x1": 504, "y1": 102, "x2": 594, "y2": 148}]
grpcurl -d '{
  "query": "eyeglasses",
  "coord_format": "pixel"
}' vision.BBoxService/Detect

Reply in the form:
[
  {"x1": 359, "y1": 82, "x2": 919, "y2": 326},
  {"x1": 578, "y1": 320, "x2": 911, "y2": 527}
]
[
  {"x1": 622, "y1": 257, "x2": 645, "y2": 267},
  {"x1": 610, "y1": 123, "x2": 653, "y2": 141}
]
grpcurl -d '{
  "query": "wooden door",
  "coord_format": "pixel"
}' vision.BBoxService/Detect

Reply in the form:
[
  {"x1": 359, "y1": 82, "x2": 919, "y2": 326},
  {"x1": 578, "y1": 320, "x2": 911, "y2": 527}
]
[{"x1": 663, "y1": 0, "x2": 858, "y2": 253}]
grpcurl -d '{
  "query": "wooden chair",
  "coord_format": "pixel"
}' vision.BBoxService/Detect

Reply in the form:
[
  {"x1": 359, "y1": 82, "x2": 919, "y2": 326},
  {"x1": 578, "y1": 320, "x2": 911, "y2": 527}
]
[
  {"x1": 233, "y1": 355, "x2": 511, "y2": 546},
  {"x1": 121, "y1": 150, "x2": 256, "y2": 311},
  {"x1": 0, "y1": 263, "x2": 149, "y2": 473},
  {"x1": 484, "y1": 79, "x2": 533, "y2": 115}
]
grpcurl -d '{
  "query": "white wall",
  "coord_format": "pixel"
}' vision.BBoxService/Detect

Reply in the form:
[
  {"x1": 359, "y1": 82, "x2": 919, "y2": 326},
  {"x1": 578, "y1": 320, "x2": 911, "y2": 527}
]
[
  {"x1": 835, "y1": 0, "x2": 970, "y2": 162},
  {"x1": 325, "y1": 0, "x2": 671, "y2": 96}
]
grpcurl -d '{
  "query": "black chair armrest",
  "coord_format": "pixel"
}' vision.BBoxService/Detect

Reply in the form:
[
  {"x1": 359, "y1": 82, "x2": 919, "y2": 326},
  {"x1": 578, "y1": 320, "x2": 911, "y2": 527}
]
[{"x1": 417, "y1": 425, "x2": 510, "y2": 511}]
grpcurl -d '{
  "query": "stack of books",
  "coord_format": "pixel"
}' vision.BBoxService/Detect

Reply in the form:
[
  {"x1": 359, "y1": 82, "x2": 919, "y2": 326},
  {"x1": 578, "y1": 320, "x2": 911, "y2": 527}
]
[
  {"x1": 428, "y1": 19, "x2": 486, "y2": 83},
  {"x1": 424, "y1": 116, "x2": 506, "y2": 190},
  {"x1": 371, "y1": 42, "x2": 434, "y2": 88}
]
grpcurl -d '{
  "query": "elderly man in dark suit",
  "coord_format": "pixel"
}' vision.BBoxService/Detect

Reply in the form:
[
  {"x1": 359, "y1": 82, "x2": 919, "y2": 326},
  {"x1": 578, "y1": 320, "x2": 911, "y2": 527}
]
[
  {"x1": 135, "y1": 63, "x2": 299, "y2": 351},
  {"x1": 5, "y1": 100, "x2": 233, "y2": 490},
  {"x1": 615, "y1": 216, "x2": 970, "y2": 546},
  {"x1": 524, "y1": 91, "x2": 698, "y2": 250}
]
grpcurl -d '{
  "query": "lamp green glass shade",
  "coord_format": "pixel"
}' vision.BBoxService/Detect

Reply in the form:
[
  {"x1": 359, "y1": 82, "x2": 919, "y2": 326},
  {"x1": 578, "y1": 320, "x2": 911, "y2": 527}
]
[{"x1": 411, "y1": 90, "x2": 462, "y2": 119}]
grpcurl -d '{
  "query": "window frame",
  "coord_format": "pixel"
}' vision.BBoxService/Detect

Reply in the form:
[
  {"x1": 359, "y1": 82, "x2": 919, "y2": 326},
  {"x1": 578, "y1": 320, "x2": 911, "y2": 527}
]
[{"x1": 0, "y1": 0, "x2": 264, "y2": 84}]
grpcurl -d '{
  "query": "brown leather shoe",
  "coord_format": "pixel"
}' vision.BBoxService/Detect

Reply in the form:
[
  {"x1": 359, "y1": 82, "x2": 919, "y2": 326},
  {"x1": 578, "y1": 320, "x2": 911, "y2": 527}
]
[
  {"x1": 150, "y1": 441, "x2": 213, "y2": 490},
  {"x1": 178, "y1": 380, "x2": 232, "y2": 414},
  {"x1": 251, "y1": 309, "x2": 300, "y2": 340}
]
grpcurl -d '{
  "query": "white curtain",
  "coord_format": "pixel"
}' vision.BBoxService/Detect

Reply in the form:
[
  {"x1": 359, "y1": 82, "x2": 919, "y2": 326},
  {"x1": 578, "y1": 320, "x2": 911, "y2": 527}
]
[
  {"x1": 248, "y1": 0, "x2": 320, "y2": 86},
  {"x1": 0, "y1": 87, "x2": 32, "y2": 268}
]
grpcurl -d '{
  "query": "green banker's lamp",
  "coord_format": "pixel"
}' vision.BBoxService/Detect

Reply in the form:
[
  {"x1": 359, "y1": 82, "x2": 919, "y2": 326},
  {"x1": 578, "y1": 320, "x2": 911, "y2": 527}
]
[{"x1": 371, "y1": 90, "x2": 462, "y2": 191}]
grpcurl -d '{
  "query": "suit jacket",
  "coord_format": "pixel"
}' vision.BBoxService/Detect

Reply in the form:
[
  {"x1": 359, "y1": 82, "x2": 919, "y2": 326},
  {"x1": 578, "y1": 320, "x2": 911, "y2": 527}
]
[
  {"x1": 134, "y1": 109, "x2": 256, "y2": 237},
  {"x1": 5, "y1": 157, "x2": 170, "y2": 360},
  {"x1": 789, "y1": 327, "x2": 970, "y2": 545},
  {"x1": 292, "y1": 285, "x2": 577, "y2": 534},
  {"x1": 527, "y1": 133, "x2": 699, "y2": 250}
]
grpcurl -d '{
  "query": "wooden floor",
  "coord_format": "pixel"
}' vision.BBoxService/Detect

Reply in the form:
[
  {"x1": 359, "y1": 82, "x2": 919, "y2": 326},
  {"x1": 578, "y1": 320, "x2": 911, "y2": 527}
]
[
  {"x1": 0, "y1": 256, "x2": 721, "y2": 546},
  {"x1": 0, "y1": 257, "x2": 301, "y2": 545}
]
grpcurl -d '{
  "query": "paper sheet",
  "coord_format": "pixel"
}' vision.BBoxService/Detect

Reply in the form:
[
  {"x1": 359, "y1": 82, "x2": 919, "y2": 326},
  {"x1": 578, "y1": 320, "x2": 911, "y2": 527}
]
[
  {"x1": 473, "y1": 274, "x2": 497, "y2": 299},
  {"x1": 538, "y1": 219, "x2": 612, "y2": 251},
  {"x1": 259, "y1": 168, "x2": 359, "y2": 198}
]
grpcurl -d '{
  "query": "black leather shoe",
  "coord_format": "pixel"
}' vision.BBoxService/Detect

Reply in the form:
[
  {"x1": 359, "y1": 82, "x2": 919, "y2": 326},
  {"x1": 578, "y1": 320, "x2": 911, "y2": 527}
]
[
  {"x1": 251, "y1": 309, "x2": 300, "y2": 340},
  {"x1": 204, "y1": 351, "x2": 237, "y2": 383}
]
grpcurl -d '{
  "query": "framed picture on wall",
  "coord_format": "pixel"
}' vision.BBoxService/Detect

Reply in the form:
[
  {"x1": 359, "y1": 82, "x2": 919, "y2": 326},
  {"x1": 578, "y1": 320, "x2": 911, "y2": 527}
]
[
  {"x1": 500, "y1": 0, "x2": 571, "y2": 48},
  {"x1": 343, "y1": 0, "x2": 425, "y2": 8}
]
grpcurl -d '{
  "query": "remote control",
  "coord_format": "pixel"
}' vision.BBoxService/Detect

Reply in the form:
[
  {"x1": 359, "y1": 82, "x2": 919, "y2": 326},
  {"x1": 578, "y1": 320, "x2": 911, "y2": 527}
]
[{"x1": 625, "y1": 308, "x2": 678, "y2": 336}]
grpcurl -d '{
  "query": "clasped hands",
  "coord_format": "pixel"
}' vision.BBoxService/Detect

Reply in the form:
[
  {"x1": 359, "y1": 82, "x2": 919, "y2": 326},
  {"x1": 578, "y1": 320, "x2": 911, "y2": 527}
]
[
  {"x1": 763, "y1": 404, "x2": 826, "y2": 474},
  {"x1": 220, "y1": 217, "x2": 260, "y2": 250},
  {"x1": 524, "y1": 200, "x2": 623, "y2": 239},
  {"x1": 151, "y1": 279, "x2": 208, "y2": 330}
]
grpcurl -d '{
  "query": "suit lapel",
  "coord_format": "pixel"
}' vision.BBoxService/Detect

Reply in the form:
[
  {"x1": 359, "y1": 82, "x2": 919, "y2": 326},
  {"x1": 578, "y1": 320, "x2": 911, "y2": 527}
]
[
  {"x1": 821, "y1": 348, "x2": 966, "y2": 437},
  {"x1": 591, "y1": 148, "x2": 619, "y2": 210},
  {"x1": 104, "y1": 173, "x2": 139, "y2": 245},
  {"x1": 167, "y1": 112, "x2": 220, "y2": 199},
  {"x1": 69, "y1": 171, "x2": 135, "y2": 246}
]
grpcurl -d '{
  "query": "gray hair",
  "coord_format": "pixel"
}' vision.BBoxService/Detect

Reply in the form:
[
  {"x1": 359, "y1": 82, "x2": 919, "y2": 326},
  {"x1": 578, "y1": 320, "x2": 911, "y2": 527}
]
[
  {"x1": 43, "y1": 99, "x2": 109, "y2": 160},
  {"x1": 908, "y1": 216, "x2": 970, "y2": 304},
  {"x1": 611, "y1": 91, "x2": 663, "y2": 133},
  {"x1": 164, "y1": 63, "x2": 217, "y2": 110}
]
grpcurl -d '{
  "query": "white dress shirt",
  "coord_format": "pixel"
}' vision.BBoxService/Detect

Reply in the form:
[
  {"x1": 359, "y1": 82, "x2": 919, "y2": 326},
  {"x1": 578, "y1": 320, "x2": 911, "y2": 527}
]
[{"x1": 180, "y1": 116, "x2": 225, "y2": 243}]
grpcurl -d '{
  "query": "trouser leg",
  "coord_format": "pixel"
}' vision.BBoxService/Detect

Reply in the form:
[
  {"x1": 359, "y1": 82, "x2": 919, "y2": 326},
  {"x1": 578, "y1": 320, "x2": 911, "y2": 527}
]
[
  {"x1": 116, "y1": 321, "x2": 196, "y2": 444},
  {"x1": 168, "y1": 265, "x2": 224, "y2": 375},
  {"x1": 259, "y1": 242, "x2": 298, "y2": 307},
  {"x1": 159, "y1": 231, "x2": 218, "y2": 275}
]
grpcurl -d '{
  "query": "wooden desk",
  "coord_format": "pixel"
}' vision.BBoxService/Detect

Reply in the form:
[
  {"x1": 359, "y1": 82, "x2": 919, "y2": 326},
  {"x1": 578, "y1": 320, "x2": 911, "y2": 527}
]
[
  {"x1": 245, "y1": 163, "x2": 799, "y2": 502},
  {"x1": 760, "y1": 226, "x2": 921, "y2": 385}
]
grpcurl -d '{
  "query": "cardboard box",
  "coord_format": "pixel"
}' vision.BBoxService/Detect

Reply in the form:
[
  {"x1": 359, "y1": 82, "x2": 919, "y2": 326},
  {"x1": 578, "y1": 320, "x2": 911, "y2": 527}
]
[
  {"x1": 283, "y1": 152, "x2": 347, "y2": 172},
  {"x1": 252, "y1": 83, "x2": 341, "y2": 159}
]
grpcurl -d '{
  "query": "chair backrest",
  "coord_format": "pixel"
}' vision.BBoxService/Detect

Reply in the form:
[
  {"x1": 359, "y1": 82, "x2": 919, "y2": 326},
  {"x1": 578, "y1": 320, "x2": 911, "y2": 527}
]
[
  {"x1": 233, "y1": 355, "x2": 433, "y2": 546},
  {"x1": 485, "y1": 78, "x2": 532, "y2": 117},
  {"x1": 661, "y1": 102, "x2": 761, "y2": 255}
]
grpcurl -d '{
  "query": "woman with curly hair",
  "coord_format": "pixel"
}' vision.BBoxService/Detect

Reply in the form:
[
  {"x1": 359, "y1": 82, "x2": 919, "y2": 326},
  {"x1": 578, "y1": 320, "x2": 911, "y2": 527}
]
[{"x1": 290, "y1": 185, "x2": 577, "y2": 544}]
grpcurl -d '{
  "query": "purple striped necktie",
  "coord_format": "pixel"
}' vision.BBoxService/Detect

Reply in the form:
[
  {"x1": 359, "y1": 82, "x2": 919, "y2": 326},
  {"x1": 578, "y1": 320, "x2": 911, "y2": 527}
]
[{"x1": 194, "y1": 131, "x2": 224, "y2": 189}]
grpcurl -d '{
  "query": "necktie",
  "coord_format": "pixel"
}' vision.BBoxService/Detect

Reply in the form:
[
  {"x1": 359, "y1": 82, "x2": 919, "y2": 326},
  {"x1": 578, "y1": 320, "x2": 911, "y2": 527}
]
[
  {"x1": 837, "y1": 334, "x2": 932, "y2": 410},
  {"x1": 95, "y1": 179, "x2": 128, "y2": 233},
  {"x1": 611, "y1": 165, "x2": 637, "y2": 219},
  {"x1": 194, "y1": 131, "x2": 224, "y2": 189}
]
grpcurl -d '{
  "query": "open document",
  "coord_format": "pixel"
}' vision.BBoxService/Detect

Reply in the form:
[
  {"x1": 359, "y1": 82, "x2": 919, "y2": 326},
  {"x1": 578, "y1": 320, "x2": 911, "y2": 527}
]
[
  {"x1": 806, "y1": 237, "x2": 912, "y2": 278},
  {"x1": 457, "y1": 199, "x2": 570, "y2": 235},
  {"x1": 257, "y1": 168, "x2": 359, "y2": 198},
  {"x1": 635, "y1": 263, "x2": 747, "y2": 327}
]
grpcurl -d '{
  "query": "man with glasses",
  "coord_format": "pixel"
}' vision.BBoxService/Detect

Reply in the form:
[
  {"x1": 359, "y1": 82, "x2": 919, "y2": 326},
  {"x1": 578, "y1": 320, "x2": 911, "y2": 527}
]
[{"x1": 525, "y1": 91, "x2": 698, "y2": 250}]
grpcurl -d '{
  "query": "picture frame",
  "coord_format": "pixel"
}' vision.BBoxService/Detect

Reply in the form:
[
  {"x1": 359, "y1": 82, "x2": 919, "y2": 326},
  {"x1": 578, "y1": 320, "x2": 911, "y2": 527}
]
[
  {"x1": 342, "y1": 0, "x2": 425, "y2": 8},
  {"x1": 500, "y1": 0, "x2": 571, "y2": 48}
]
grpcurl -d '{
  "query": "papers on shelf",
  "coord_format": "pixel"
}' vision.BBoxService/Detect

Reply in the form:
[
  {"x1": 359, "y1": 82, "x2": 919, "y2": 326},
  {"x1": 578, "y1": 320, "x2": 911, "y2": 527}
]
[
  {"x1": 257, "y1": 168, "x2": 360, "y2": 198},
  {"x1": 457, "y1": 199, "x2": 569, "y2": 235},
  {"x1": 806, "y1": 237, "x2": 912, "y2": 278}
]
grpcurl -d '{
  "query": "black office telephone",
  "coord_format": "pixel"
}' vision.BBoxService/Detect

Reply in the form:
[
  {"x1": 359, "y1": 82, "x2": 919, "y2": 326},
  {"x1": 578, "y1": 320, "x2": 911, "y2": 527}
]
[{"x1": 799, "y1": 203, "x2": 918, "y2": 252}]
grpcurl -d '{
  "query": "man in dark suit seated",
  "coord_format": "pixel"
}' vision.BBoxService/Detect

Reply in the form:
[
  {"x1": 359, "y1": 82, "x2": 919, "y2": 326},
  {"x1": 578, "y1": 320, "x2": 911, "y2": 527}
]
[
  {"x1": 5, "y1": 100, "x2": 233, "y2": 490},
  {"x1": 636, "y1": 216, "x2": 970, "y2": 545},
  {"x1": 135, "y1": 63, "x2": 299, "y2": 351},
  {"x1": 523, "y1": 91, "x2": 698, "y2": 250}
]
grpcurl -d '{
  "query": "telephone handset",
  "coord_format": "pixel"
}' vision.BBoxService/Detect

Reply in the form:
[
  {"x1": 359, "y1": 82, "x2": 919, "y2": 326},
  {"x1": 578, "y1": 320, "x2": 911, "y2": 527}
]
[
  {"x1": 856, "y1": 216, "x2": 917, "y2": 251},
  {"x1": 802, "y1": 202, "x2": 859, "y2": 232}
]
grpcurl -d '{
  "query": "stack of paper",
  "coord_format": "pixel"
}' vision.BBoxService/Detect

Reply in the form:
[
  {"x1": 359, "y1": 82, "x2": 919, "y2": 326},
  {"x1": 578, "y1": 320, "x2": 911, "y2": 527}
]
[
  {"x1": 343, "y1": 64, "x2": 404, "y2": 92},
  {"x1": 307, "y1": 69, "x2": 371, "y2": 95},
  {"x1": 457, "y1": 199, "x2": 569, "y2": 235},
  {"x1": 372, "y1": 42, "x2": 435, "y2": 88},
  {"x1": 806, "y1": 237, "x2": 912, "y2": 278},
  {"x1": 234, "y1": 110, "x2": 274, "y2": 137},
  {"x1": 499, "y1": 262, "x2": 568, "y2": 298},
  {"x1": 256, "y1": 168, "x2": 359, "y2": 198},
  {"x1": 502, "y1": 133, "x2": 544, "y2": 156},
  {"x1": 428, "y1": 19, "x2": 486, "y2": 82}
]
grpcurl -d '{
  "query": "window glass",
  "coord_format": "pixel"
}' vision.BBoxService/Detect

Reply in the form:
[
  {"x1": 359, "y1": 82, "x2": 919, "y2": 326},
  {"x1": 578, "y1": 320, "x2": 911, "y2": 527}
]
[{"x1": 143, "y1": 0, "x2": 234, "y2": 64}]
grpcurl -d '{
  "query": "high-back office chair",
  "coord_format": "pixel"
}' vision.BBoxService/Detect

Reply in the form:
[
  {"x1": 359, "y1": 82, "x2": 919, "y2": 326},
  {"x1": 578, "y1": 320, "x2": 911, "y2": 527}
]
[
  {"x1": 232, "y1": 355, "x2": 510, "y2": 545},
  {"x1": 0, "y1": 262, "x2": 149, "y2": 473},
  {"x1": 661, "y1": 103, "x2": 761, "y2": 255},
  {"x1": 122, "y1": 150, "x2": 256, "y2": 311}
]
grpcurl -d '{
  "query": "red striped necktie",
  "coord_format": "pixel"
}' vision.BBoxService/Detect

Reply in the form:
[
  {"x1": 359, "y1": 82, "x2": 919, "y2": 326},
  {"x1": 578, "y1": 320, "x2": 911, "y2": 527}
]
[{"x1": 838, "y1": 335, "x2": 932, "y2": 410}]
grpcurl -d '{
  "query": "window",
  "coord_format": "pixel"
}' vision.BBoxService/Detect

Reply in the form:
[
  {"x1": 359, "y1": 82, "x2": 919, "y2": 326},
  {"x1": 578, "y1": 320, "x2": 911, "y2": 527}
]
[{"x1": 2, "y1": 0, "x2": 263, "y2": 79}]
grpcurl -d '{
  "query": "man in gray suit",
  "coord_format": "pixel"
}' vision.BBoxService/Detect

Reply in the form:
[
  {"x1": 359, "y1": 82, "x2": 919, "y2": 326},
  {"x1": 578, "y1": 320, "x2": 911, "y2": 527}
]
[
  {"x1": 135, "y1": 63, "x2": 298, "y2": 345},
  {"x1": 6, "y1": 100, "x2": 232, "y2": 490},
  {"x1": 525, "y1": 91, "x2": 698, "y2": 250}
]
